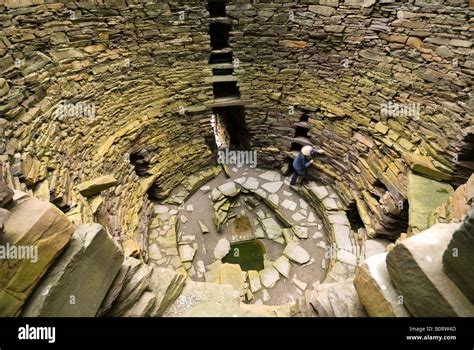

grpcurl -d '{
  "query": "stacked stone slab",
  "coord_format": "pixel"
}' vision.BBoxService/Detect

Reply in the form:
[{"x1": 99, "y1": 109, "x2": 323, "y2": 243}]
[
  {"x1": 104, "y1": 257, "x2": 187, "y2": 317},
  {"x1": 0, "y1": 1, "x2": 215, "y2": 259}
]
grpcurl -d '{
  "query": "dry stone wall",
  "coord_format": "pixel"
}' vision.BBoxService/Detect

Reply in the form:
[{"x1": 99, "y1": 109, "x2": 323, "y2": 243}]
[
  {"x1": 0, "y1": 0, "x2": 216, "y2": 258},
  {"x1": 0, "y1": 0, "x2": 472, "y2": 256},
  {"x1": 227, "y1": 0, "x2": 473, "y2": 238}
]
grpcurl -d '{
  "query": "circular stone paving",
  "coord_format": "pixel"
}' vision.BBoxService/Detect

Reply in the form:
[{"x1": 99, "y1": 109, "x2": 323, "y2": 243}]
[{"x1": 163, "y1": 166, "x2": 329, "y2": 306}]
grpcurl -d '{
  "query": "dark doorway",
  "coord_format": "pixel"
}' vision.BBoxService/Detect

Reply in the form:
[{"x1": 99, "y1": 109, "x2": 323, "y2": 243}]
[
  {"x1": 213, "y1": 81, "x2": 240, "y2": 99},
  {"x1": 300, "y1": 113, "x2": 309, "y2": 122},
  {"x1": 208, "y1": 1, "x2": 226, "y2": 18},
  {"x1": 209, "y1": 22, "x2": 231, "y2": 50},
  {"x1": 209, "y1": 51, "x2": 233, "y2": 64},
  {"x1": 295, "y1": 126, "x2": 309, "y2": 138},
  {"x1": 130, "y1": 149, "x2": 150, "y2": 177},
  {"x1": 212, "y1": 67, "x2": 234, "y2": 76},
  {"x1": 291, "y1": 142, "x2": 302, "y2": 152},
  {"x1": 213, "y1": 106, "x2": 251, "y2": 150},
  {"x1": 346, "y1": 202, "x2": 365, "y2": 231}
]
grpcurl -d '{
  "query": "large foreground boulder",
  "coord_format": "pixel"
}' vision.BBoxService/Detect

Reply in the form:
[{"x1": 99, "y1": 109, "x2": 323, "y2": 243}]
[
  {"x1": 387, "y1": 223, "x2": 474, "y2": 317},
  {"x1": 354, "y1": 253, "x2": 410, "y2": 317},
  {"x1": 21, "y1": 224, "x2": 123, "y2": 317},
  {"x1": 442, "y1": 210, "x2": 474, "y2": 303},
  {"x1": 0, "y1": 193, "x2": 75, "y2": 316}
]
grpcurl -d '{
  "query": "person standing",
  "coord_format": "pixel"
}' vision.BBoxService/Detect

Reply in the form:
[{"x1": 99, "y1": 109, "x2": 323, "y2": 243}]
[{"x1": 290, "y1": 145, "x2": 325, "y2": 186}]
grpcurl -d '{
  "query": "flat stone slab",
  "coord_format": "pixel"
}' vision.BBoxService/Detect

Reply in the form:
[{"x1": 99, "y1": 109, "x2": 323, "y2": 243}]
[
  {"x1": 386, "y1": 223, "x2": 473, "y2": 317},
  {"x1": 291, "y1": 212, "x2": 306, "y2": 222},
  {"x1": 148, "y1": 243, "x2": 162, "y2": 260},
  {"x1": 259, "y1": 266, "x2": 280, "y2": 288},
  {"x1": 328, "y1": 213, "x2": 350, "y2": 226},
  {"x1": 260, "y1": 217, "x2": 283, "y2": 240},
  {"x1": 292, "y1": 276, "x2": 307, "y2": 291},
  {"x1": 77, "y1": 175, "x2": 118, "y2": 197},
  {"x1": 178, "y1": 244, "x2": 196, "y2": 263},
  {"x1": 218, "y1": 263, "x2": 245, "y2": 296},
  {"x1": 218, "y1": 181, "x2": 240, "y2": 197},
  {"x1": 268, "y1": 194, "x2": 279, "y2": 207},
  {"x1": 154, "y1": 205, "x2": 169, "y2": 214},
  {"x1": 407, "y1": 171, "x2": 454, "y2": 233},
  {"x1": 281, "y1": 199, "x2": 297, "y2": 211},
  {"x1": 308, "y1": 185, "x2": 329, "y2": 200},
  {"x1": 242, "y1": 177, "x2": 259, "y2": 190},
  {"x1": 198, "y1": 220, "x2": 209, "y2": 234},
  {"x1": 292, "y1": 226, "x2": 308, "y2": 239},
  {"x1": 283, "y1": 242, "x2": 310, "y2": 264},
  {"x1": 259, "y1": 170, "x2": 281, "y2": 182},
  {"x1": 354, "y1": 252, "x2": 410, "y2": 317},
  {"x1": 214, "y1": 238, "x2": 231, "y2": 260},
  {"x1": 248, "y1": 270, "x2": 262, "y2": 293},
  {"x1": 273, "y1": 256, "x2": 291, "y2": 279},
  {"x1": 261, "y1": 181, "x2": 283, "y2": 194}
]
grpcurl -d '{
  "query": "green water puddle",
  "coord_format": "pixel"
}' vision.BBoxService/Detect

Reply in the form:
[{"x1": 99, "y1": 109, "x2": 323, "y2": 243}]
[{"x1": 222, "y1": 239, "x2": 266, "y2": 271}]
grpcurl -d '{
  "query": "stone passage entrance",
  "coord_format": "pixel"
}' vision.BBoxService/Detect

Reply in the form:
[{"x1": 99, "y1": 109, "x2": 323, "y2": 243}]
[
  {"x1": 213, "y1": 106, "x2": 251, "y2": 150},
  {"x1": 207, "y1": 0, "x2": 226, "y2": 18}
]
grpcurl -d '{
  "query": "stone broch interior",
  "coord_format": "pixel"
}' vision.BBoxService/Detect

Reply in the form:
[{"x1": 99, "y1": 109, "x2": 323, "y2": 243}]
[{"x1": 0, "y1": 0, "x2": 473, "y2": 317}]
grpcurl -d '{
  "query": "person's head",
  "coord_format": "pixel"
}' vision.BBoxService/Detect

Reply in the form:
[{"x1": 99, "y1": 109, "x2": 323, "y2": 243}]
[{"x1": 301, "y1": 145, "x2": 315, "y2": 157}]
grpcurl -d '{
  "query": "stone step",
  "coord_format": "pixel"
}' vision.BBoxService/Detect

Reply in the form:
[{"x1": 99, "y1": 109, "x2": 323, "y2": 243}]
[
  {"x1": 207, "y1": 96, "x2": 251, "y2": 108},
  {"x1": 386, "y1": 223, "x2": 474, "y2": 317},
  {"x1": 21, "y1": 224, "x2": 124, "y2": 317},
  {"x1": 210, "y1": 47, "x2": 233, "y2": 55},
  {"x1": 206, "y1": 74, "x2": 238, "y2": 83},
  {"x1": 285, "y1": 136, "x2": 312, "y2": 146},
  {"x1": 209, "y1": 63, "x2": 234, "y2": 70}
]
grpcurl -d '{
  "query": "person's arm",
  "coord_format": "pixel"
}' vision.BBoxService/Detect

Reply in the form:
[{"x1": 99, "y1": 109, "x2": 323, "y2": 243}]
[{"x1": 304, "y1": 157, "x2": 313, "y2": 168}]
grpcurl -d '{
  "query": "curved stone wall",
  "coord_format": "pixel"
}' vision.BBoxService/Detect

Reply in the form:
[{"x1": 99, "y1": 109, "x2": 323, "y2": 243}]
[
  {"x1": 0, "y1": 0, "x2": 472, "y2": 255},
  {"x1": 227, "y1": 0, "x2": 473, "y2": 238},
  {"x1": 0, "y1": 0, "x2": 215, "y2": 257}
]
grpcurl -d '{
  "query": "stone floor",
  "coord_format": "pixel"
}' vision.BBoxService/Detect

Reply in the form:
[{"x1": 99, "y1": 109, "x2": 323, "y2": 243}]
[{"x1": 148, "y1": 166, "x2": 329, "y2": 307}]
